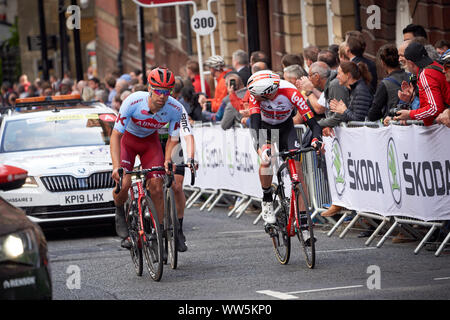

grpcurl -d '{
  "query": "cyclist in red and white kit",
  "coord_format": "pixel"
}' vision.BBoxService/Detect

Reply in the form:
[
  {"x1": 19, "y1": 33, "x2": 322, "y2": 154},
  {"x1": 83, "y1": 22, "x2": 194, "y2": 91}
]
[{"x1": 247, "y1": 70, "x2": 323, "y2": 224}]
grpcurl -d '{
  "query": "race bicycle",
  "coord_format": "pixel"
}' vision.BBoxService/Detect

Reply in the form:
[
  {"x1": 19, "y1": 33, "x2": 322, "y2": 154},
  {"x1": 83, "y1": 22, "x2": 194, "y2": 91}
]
[
  {"x1": 265, "y1": 146, "x2": 317, "y2": 269},
  {"x1": 163, "y1": 162, "x2": 196, "y2": 269},
  {"x1": 115, "y1": 166, "x2": 165, "y2": 281}
]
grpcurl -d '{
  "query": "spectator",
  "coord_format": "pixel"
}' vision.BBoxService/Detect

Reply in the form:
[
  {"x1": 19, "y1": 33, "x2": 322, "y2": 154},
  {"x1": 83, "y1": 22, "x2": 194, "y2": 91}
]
[
  {"x1": 398, "y1": 39, "x2": 412, "y2": 70},
  {"x1": 88, "y1": 77, "x2": 100, "y2": 91},
  {"x1": 442, "y1": 51, "x2": 450, "y2": 83},
  {"x1": 303, "y1": 45, "x2": 320, "y2": 70},
  {"x1": 436, "y1": 108, "x2": 450, "y2": 127},
  {"x1": 339, "y1": 42, "x2": 350, "y2": 62},
  {"x1": 435, "y1": 39, "x2": 450, "y2": 57},
  {"x1": 204, "y1": 55, "x2": 231, "y2": 112},
  {"x1": 345, "y1": 34, "x2": 378, "y2": 92},
  {"x1": 283, "y1": 64, "x2": 307, "y2": 86},
  {"x1": 221, "y1": 73, "x2": 248, "y2": 130},
  {"x1": 394, "y1": 42, "x2": 450, "y2": 126},
  {"x1": 251, "y1": 61, "x2": 268, "y2": 74},
  {"x1": 329, "y1": 61, "x2": 373, "y2": 120},
  {"x1": 132, "y1": 84, "x2": 147, "y2": 92},
  {"x1": 402, "y1": 23, "x2": 428, "y2": 41},
  {"x1": 173, "y1": 76, "x2": 191, "y2": 114},
  {"x1": 232, "y1": 49, "x2": 251, "y2": 86},
  {"x1": 181, "y1": 86, "x2": 206, "y2": 122},
  {"x1": 120, "y1": 90, "x2": 131, "y2": 102},
  {"x1": 40, "y1": 81, "x2": 53, "y2": 96},
  {"x1": 281, "y1": 53, "x2": 306, "y2": 73},
  {"x1": 368, "y1": 44, "x2": 410, "y2": 121},
  {"x1": 412, "y1": 36, "x2": 440, "y2": 61},
  {"x1": 318, "y1": 50, "x2": 340, "y2": 70},
  {"x1": 105, "y1": 76, "x2": 116, "y2": 107},
  {"x1": 130, "y1": 69, "x2": 142, "y2": 81},
  {"x1": 297, "y1": 61, "x2": 330, "y2": 116},
  {"x1": 111, "y1": 95, "x2": 121, "y2": 112},
  {"x1": 321, "y1": 61, "x2": 373, "y2": 218},
  {"x1": 250, "y1": 50, "x2": 271, "y2": 69},
  {"x1": 202, "y1": 71, "x2": 242, "y2": 123},
  {"x1": 115, "y1": 79, "x2": 129, "y2": 97},
  {"x1": 19, "y1": 75, "x2": 31, "y2": 92},
  {"x1": 58, "y1": 79, "x2": 72, "y2": 95},
  {"x1": 95, "y1": 89, "x2": 108, "y2": 103},
  {"x1": 81, "y1": 86, "x2": 95, "y2": 101},
  {"x1": 328, "y1": 44, "x2": 340, "y2": 59},
  {"x1": 186, "y1": 59, "x2": 211, "y2": 98}
]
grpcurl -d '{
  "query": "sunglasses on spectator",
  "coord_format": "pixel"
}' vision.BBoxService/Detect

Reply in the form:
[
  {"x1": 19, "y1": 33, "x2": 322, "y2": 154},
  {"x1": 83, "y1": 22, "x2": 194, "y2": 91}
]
[{"x1": 151, "y1": 87, "x2": 172, "y2": 96}]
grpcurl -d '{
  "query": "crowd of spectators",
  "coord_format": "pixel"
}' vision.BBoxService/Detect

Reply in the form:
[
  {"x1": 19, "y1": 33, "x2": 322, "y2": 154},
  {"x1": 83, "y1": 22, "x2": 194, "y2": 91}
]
[{"x1": 0, "y1": 22, "x2": 448, "y2": 247}]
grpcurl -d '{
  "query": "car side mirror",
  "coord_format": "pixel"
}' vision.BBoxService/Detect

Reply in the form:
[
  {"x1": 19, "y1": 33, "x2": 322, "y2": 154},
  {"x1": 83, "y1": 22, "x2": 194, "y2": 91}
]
[{"x1": 0, "y1": 165, "x2": 28, "y2": 191}]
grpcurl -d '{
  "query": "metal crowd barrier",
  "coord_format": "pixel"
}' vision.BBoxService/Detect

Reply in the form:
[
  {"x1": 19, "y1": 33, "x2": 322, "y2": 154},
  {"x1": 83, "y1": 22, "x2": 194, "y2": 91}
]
[
  {"x1": 183, "y1": 120, "x2": 448, "y2": 255},
  {"x1": 324, "y1": 120, "x2": 449, "y2": 256}
]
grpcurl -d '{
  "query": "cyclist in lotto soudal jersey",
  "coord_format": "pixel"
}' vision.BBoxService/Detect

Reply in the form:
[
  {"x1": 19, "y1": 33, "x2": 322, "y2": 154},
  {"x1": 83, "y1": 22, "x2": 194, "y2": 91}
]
[
  {"x1": 247, "y1": 70, "x2": 322, "y2": 226},
  {"x1": 110, "y1": 67, "x2": 195, "y2": 249}
]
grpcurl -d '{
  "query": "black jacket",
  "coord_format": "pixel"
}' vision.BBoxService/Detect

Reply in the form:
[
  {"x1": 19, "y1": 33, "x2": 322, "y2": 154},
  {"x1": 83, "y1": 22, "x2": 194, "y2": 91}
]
[
  {"x1": 368, "y1": 69, "x2": 410, "y2": 121},
  {"x1": 342, "y1": 79, "x2": 373, "y2": 121}
]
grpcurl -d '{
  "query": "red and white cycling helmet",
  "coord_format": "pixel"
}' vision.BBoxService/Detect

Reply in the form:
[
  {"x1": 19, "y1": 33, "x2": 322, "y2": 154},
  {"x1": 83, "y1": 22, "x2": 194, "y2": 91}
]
[
  {"x1": 247, "y1": 70, "x2": 280, "y2": 98},
  {"x1": 148, "y1": 67, "x2": 175, "y2": 89}
]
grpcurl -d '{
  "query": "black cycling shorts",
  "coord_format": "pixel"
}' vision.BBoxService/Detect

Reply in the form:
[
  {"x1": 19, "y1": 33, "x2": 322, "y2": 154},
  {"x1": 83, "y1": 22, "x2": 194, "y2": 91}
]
[{"x1": 259, "y1": 118, "x2": 301, "y2": 152}]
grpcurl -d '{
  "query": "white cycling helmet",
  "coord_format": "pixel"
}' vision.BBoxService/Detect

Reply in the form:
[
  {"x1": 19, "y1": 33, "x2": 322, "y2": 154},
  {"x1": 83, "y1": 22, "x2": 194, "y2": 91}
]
[
  {"x1": 205, "y1": 55, "x2": 225, "y2": 69},
  {"x1": 247, "y1": 70, "x2": 280, "y2": 98}
]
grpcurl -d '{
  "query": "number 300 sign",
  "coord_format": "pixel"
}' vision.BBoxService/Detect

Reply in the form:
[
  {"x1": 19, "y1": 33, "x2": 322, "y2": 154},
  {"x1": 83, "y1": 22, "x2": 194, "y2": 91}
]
[{"x1": 191, "y1": 10, "x2": 216, "y2": 36}]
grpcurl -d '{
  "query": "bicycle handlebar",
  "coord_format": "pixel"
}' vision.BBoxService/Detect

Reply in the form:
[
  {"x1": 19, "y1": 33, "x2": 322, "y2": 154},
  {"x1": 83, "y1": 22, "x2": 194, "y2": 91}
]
[
  {"x1": 272, "y1": 146, "x2": 316, "y2": 159},
  {"x1": 113, "y1": 162, "x2": 196, "y2": 194}
]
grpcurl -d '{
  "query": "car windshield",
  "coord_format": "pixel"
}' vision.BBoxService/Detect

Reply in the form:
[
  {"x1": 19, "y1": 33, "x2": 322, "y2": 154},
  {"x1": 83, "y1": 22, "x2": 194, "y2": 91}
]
[{"x1": 1, "y1": 113, "x2": 116, "y2": 153}]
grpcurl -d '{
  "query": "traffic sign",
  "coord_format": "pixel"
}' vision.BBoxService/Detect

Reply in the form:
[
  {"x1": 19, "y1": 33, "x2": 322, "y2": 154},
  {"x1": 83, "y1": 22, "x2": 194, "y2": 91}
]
[{"x1": 191, "y1": 10, "x2": 216, "y2": 36}]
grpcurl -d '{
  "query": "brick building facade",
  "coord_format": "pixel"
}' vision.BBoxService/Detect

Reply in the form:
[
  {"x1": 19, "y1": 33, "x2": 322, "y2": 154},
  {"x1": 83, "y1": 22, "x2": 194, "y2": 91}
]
[{"x1": 92, "y1": 0, "x2": 450, "y2": 80}]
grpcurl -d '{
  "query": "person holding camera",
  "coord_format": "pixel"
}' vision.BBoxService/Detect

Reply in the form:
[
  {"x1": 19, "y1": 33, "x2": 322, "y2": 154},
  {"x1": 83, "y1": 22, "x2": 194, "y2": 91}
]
[
  {"x1": 394, "y1": 42, "x2": 450, "y2": 126},
  {"x1": 368, "y1": 44, "x2": 410, "y2": 122}
]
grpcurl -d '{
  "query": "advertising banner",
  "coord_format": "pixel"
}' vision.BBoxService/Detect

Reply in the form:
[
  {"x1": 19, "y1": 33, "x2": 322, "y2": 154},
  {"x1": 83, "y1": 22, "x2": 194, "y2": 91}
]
[{"x1": 323, "y1": 125, "x2": 450, "y2": 221}]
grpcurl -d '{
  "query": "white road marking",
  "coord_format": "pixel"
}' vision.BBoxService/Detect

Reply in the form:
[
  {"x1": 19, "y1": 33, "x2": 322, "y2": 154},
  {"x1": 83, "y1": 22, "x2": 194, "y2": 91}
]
[
  {"x1": 433, "y1": 277, "x2": 450, "y2": 281},
  {"x1": 288, "y1": 285, "x2": 364, "y2": 295},
  {"x1": 257, "y1": 285, "x2": 364, "y2": 300},
  {"x1": 256, "y1": 290, "x2": 298, "y2": 300},
  {"x1": 316, "y1": 247, "x2": 377, "y2": 253},
  {"x1": 218, "y1": 230, "x2": 264, "y2": 234}
]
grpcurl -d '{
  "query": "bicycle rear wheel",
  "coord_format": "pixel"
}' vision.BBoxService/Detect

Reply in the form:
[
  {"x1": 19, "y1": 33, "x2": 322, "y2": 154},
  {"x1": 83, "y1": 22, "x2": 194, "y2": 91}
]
[
  {"x1": 270, "y1": 187, "x2": 291, "y2": 265},
  {"x1": 141, "y1": 196, "x2": 164, "y2": 281},
  {"x1": 294, "y1": 185, "x2": 315, "y2": 269},
  {"x1": 164, "y1": 188, "x2": 178, "y2": 269}
]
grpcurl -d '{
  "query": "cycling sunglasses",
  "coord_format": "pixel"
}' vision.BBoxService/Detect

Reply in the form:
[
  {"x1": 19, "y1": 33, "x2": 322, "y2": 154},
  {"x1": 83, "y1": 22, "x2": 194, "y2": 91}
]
[{"x1": 150, "y1": 87, "x2": 172, "y2": 96}]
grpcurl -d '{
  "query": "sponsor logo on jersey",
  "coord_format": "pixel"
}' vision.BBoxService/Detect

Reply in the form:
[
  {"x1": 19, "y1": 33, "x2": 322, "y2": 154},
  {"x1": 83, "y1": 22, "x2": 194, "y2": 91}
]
[
  {"x1": 290, "y1": 92, "x2": 308, "y2": 110},
  {"x1": 132, "y1": 117, "x2": 167, "y2": 129},
  {"x1": 116, "y1": 113, "x2": 126, "y2": 126}
]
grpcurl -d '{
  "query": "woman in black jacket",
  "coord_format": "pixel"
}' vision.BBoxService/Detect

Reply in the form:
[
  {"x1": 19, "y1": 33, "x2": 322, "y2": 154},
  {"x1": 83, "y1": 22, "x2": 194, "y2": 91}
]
[
  {"x1": 367, "y1": 44, "x2": 410, "y2": 121},
  {"x1": 329, "y1": 61, "x2": 373, "y2": 121}
]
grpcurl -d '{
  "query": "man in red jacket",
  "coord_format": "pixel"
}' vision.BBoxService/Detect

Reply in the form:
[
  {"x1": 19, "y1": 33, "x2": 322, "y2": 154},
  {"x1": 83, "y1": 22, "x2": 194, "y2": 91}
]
[{"x1": 395, "y1": 42, "x2": 450, "y2": 125}]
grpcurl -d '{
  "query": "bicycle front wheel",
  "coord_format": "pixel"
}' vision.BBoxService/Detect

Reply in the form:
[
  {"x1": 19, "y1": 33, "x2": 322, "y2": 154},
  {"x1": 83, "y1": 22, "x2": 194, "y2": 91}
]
[
  {"x1": 126, "y1": 196, "x2": 143, "y2": 277},
  {"x1": 295, "y1": 185, "x2": 315, "y2": 269},
  {"x1": 164, "y1": 188, "x2": 178, "y2": 269},
  {"x1": 141, "y1": 196, "x2": 164, "y2": 281},
  {"x1": 270, "y1": 188, "x2": 291, "y2": 265}
]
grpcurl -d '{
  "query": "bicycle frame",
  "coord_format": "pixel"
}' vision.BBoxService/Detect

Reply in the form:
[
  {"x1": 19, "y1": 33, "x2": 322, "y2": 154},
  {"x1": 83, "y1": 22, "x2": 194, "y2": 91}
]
[
  {"x1": 274, "y1": 148, "x2": 313, "y2": 237},
  {"x1": 129, "y1": 177, "x2": 151, "y2": 244}
]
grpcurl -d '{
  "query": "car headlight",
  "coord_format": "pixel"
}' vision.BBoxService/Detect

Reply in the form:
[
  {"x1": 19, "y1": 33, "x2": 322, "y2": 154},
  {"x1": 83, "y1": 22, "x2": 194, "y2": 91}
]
[
  {"x1": 23, "y1": 176, "x2": 39, "y2": 188},
  {"x1": 0, "y1": 229, "x2": 39, "y2": 266}
]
